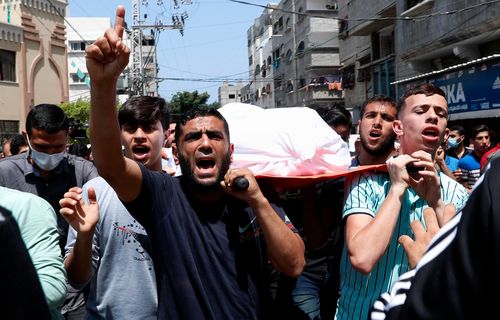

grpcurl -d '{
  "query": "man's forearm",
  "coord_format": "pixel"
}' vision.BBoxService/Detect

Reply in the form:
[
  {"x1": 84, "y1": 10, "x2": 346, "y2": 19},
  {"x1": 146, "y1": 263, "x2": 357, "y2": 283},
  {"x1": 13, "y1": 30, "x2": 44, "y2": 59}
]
[
  {"x1": 64, "y1": 232, "x2": 94, "y2": 286},
  {"x1": 89, "y1": 81, "x2": 125, "y2": 181},
  {"x1": 251, "y1": 196, "x2": 305, "y2": 277},
  {"x1": 347, "y1": 187, "x2": 404, "y2": 274}
]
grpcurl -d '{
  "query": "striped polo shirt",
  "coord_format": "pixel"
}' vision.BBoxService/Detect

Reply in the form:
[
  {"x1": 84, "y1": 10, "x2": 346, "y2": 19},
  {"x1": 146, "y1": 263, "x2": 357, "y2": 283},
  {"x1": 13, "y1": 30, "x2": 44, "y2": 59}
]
[{"x1": 335, "y1": 171, "x2": 469, "y2": 320}]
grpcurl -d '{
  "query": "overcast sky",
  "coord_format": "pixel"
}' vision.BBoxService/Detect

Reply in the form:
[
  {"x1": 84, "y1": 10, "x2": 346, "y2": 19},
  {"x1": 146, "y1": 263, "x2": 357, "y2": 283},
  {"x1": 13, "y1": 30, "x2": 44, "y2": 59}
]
[{"x1": 68, "y1": 0, "x2": 271, "y2": 102}]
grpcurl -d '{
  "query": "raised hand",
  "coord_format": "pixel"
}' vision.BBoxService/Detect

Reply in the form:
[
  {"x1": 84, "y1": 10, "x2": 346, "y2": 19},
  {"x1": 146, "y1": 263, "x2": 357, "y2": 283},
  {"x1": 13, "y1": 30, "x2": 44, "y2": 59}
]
[
  {"x1": 406, "y1": 150, "x2": 441, "y2": 206},
  {"x1": 399, "y1": 204, "x2": 456, "y2": 268},
  {"x1": 59, "y1": 187, "x2": 99, "y2": 235},
  {"x1": 85, "y1": 5, "x2": 130, "y2": 83}
]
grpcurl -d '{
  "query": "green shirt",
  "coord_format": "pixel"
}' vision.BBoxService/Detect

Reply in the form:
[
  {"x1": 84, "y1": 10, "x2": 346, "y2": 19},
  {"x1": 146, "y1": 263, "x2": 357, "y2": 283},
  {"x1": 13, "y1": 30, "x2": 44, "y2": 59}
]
[
  {"x1": 0, "y1": 186, "x2": 67, "y2": 319},
  {"x1": 335, "y1": 171, "x2": 469, "y2": 320}
]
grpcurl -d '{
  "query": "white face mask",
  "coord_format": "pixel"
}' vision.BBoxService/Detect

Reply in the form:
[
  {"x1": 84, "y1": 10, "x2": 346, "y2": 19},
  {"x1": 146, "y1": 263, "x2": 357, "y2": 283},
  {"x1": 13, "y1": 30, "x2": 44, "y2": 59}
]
[{"x1": 27, "y1": 136, "x2": 66, "y2": 171}]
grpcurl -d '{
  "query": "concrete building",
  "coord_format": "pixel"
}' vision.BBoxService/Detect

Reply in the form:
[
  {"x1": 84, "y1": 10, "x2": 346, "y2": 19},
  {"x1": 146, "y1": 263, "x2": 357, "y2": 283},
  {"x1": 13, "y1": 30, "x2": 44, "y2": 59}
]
[
  {"x1": 245, "y1": 0, "x2": 343, "y2": 112},
  {"x1": 0, "y1": 0, "x2": 68, "y2": 139},
  {"x1": 245, "y1": 4, "x2": 276, "y2": 108},
  {"x1": 339, "y1": 0, "x2": 500, "y2": 130},
  {"x1": 66, "y1": 17, "x2": 130, "y2": 103},
  {"x1": 218, "y1": 81, "x2": 243, "y2": 106},
  {"x1": 337, "y1": 0, "x2": 396, "y2": 123},
  {"x1": 394, "y1": 0, "x2": 500, "y2": 131},
  {"x1": 139, "y1": 33, "x2": 159, "y2": 97}
]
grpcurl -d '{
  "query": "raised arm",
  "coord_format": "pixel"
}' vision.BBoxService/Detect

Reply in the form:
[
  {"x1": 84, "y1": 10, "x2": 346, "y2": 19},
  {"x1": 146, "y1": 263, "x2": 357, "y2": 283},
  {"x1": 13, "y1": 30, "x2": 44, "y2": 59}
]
[
  {"x1": 86, "y1": 5, "x2": 141, "y2": 202},
  {"x1": 221, "y1": 168, "x2": 305, "y2": 277}
]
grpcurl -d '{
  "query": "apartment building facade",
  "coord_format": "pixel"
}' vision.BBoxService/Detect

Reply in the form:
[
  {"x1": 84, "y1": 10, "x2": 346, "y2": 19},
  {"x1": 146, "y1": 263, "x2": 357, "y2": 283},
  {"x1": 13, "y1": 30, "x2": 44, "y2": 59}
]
[
  {"x1": 218, "y1": 80, "x2": 243, "y2": 106},
  {"x1": 245, "y1": 0, "x2": 343, "y2": 112},
  {"x1": 339, "y1": 0, "x2": 500, "y2": 128}
]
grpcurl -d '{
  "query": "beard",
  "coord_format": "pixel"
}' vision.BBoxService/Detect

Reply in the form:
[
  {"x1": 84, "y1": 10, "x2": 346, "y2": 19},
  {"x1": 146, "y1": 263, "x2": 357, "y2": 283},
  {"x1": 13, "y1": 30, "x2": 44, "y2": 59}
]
[
  {"x1": 360, "y1": 133, "x2": 396, "y2": 157},
  {"x1": 178, "y1": 151, "x2": 232, "y2": 192}
]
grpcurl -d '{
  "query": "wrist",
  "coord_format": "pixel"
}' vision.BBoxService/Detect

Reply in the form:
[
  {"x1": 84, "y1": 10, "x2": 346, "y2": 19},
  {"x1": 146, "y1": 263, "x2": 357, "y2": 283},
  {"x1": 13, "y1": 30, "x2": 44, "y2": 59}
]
[{"x1": 76, "y1": 228, "x2": 96, "y2": 240}]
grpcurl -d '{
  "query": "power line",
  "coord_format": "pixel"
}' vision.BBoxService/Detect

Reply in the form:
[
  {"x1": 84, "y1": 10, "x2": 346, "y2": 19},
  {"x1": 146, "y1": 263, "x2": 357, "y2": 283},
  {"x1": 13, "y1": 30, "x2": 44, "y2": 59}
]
[{"x1": 228, "y1": 0, "x2": 500, "y2": 23}]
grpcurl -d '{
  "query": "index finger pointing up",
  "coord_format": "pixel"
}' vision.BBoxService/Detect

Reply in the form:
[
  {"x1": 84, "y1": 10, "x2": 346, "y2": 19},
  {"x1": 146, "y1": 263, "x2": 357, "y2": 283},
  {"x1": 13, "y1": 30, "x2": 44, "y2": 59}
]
[{"x1": 114, "y1": 5, "x2": 126, "y2": 39}]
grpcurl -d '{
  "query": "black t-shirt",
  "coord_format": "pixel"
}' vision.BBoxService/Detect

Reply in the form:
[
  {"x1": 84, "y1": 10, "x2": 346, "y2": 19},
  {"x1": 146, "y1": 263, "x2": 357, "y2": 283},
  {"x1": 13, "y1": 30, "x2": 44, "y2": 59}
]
[{"x1": 125, "y1": 165, "x2": 290, "y2": 319}]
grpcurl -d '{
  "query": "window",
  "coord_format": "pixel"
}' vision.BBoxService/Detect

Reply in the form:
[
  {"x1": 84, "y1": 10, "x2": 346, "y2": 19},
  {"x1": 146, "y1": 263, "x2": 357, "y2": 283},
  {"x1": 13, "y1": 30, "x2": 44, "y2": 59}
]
[
  {"x1": 298, "y1": 7, "x2": 304, "y2": 22},
  {"x1": 0, "y1": 120, "x2": 19, "y2": 135},
  {"x1": 285, "y1": 49, "x2": 293, "y2": 63},
  {"x1": 297, "y1": 41, "x2": 305, "y2": 56},
  {"x1": 0, "y1": 49, "x2": 16, "y2": 82},
  {"x1": 70, "y1": 41, "x2": 86, "y2": 51},
  {"x1": 407, "y1": 0, "x2": 423, "y2": 9},
  {"x1": 228, "y1": 94, "x2": 235, "y2": 99},
  {"x1": 342, "y1": 66, "x2": 355, "y2": 89},
  {"x1": 372, "y1": 59, "x2": 395, "y2": 98},
  {"x1": 71, "y1": 73, "x2": 88, "y2": 83},
  {"x1": 254, "y1": 64, "x2": 261, "y2": 76}
]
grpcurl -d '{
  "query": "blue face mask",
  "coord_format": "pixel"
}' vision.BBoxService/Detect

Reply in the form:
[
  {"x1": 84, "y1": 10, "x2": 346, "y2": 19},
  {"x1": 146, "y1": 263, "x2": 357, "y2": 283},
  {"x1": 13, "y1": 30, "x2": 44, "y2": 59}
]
[
  {"x1": 448, "y1": 137, "x2": 460, "y2": 148},
  {"x1": 27, "y1": 137, "x2": 66, "y2": 171}
]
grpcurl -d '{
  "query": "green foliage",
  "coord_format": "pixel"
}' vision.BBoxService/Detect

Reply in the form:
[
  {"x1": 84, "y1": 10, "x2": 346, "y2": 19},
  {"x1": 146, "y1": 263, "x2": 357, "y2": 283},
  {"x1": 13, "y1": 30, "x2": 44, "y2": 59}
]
[
  {"x1": 207, "y1": 101, "x2": 221, "y2": 109},
  {"x1": 169, "y1": 91, "x2": 219, "y2": 116},
  {"x1": 60, "y1": 99, "x2": 91, "y2": 125}
]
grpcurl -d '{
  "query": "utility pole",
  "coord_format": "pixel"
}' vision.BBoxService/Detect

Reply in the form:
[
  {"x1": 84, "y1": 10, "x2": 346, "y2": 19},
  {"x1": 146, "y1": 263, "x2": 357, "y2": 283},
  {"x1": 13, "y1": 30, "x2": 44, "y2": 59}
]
[{"x1": 129, "y1": 0, "x2": 190, "y2": 96}]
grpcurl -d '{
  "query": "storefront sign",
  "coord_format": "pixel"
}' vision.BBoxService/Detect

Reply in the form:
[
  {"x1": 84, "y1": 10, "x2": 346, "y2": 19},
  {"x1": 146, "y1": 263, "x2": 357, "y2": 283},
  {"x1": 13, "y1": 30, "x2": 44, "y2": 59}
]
[{"x1": 428, "y1": 59, "x2": 500, "y2": 115}]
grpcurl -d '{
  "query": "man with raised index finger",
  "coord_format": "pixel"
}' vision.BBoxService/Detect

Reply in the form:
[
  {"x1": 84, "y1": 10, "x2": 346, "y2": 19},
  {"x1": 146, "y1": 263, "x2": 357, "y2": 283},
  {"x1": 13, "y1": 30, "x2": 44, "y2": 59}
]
[{"x1": 85, "y1": 6, "x2": 305, "y2": 319}]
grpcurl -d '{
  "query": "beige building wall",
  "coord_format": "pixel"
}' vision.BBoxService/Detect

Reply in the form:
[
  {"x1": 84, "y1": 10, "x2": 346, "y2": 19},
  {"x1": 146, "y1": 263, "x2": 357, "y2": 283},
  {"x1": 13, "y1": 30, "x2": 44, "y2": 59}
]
[{"x1": 0, "y1": 0, "x2": 68, "y2": 136}]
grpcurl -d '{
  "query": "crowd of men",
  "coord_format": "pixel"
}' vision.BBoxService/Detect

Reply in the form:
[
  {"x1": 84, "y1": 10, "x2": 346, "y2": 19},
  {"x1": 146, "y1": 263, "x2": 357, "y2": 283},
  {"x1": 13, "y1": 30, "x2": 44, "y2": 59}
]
[{"x1": 1, "y1": 5, "x2": 499, "y2": 320}]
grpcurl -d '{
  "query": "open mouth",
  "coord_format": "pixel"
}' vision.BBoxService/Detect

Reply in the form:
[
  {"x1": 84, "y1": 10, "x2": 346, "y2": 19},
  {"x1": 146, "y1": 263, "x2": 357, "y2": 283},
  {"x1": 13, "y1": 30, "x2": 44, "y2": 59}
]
[
  {"x1": 196, "y1": 158, "x2": 216, "y2": 170},
  {"x1": 132, "y1": 145, "x2": 150, "y2": 159},
  {"x1": 369, "y1": 130, "x2": 381, "y2": 138},
  {"x1": 422, "y1": 128, "x2": 439, "y2": 138}
]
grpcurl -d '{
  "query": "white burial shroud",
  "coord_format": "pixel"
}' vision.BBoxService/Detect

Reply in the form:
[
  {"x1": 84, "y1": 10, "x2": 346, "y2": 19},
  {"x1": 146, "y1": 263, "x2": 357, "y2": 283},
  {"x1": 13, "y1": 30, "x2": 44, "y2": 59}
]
[{"x1": 218, "y1": 103, "x2": 351, "y2": 177}]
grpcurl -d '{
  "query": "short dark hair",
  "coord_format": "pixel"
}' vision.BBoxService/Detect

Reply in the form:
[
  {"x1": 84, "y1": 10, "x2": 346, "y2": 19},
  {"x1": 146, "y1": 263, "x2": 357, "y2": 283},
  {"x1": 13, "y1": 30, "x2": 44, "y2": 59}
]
[
  {"x1": 360, "y1": 95, "x2": 397, "y2": 118},
  {"x1": 118, "y1": 96, "x2": 169, "y2": 130},
  {"x1": 175, "y1": 106, "x2": 230, "y2": 143},
  {"x1": 26, "y1": 104, "x2": 69, "y2": 135},
  {"x1": 10, "y1": 134, "x2": 27, "y2": 155},
  {"x1": 471, "y1": 124, "x2": 489, "y2": 139},
  {"x1": 449, "y1": 124, "x2": 465, "y2": 136},
  {"x1": 68, "y1": 143, "x2": 88, "y2": 157},
  {"x1": 397, "y1": 83, "x2": 446, "y2": 116},
  {"x1": 324, "y1": 105, "x2": 352, "y2": 128}
]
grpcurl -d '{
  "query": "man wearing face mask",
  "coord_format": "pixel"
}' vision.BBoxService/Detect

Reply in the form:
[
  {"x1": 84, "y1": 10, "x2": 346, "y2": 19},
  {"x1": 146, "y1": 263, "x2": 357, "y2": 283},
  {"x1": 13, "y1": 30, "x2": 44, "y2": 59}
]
[
  {"x1": 0, "y1": 103, "x2": 98, "y2": 319},
  {"x1": 446, "y1": 125, "x2": 469, "y2": 159}
]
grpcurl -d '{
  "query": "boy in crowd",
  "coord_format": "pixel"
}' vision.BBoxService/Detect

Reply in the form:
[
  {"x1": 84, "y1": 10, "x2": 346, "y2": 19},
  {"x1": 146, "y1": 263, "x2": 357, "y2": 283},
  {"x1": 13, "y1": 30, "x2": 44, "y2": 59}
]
[{"x1": 61, "y1": 96, "x2": 169, "y2": 319}]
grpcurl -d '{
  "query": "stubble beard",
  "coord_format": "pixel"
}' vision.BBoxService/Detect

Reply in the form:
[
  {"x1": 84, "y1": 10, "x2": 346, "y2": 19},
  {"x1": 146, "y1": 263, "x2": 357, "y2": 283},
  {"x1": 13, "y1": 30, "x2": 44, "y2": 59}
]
[
  {"x1": 178, "y1": 151, "x2": 232, "y2": 192},
  {"x1": 360, "y1": 133, "x2": 396, "y2": 157}
]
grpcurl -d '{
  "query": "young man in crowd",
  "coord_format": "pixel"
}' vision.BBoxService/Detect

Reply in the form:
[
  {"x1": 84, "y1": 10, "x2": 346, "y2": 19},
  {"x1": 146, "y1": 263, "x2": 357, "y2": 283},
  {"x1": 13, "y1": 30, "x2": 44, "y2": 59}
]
[
  {"x1": 60, "y1": 96, "x2": 169, "y2": 319},
  {"x1": 352, "y1": 95, "x2": 398, "y2": 167},
  {"x1": 161, "y1": 121, "x2": 181, "y2": 175},
  {"x1": 371, "y1": 157, "x2": 500, "y2": 320},
  {"x1": 290, "y1": 95, "x2": 397, "y2": 320},
  {"x1": 446, "y1": 124, "x2": 468, "y2": 159},
  {"x1": 82, "y1": 6, "x2": 304, "y2": 319},
  {"x1": 456, "y1": 124, "x2": 490, "y2": 190},
  {"x1": 0, "y1": 103, "x2": 98, "y2": 318},
  {"x1": 335, "y1": 83, "x2": 469, "y2": 320}
]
